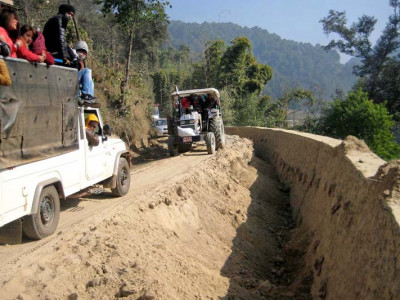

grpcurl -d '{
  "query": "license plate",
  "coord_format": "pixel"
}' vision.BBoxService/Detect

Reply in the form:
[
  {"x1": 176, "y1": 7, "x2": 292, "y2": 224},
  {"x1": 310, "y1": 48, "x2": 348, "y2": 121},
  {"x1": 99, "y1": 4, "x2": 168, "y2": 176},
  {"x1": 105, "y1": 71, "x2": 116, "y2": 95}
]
[{"x1": 183, "y1": 137, "x2": 192, "y2": 143}]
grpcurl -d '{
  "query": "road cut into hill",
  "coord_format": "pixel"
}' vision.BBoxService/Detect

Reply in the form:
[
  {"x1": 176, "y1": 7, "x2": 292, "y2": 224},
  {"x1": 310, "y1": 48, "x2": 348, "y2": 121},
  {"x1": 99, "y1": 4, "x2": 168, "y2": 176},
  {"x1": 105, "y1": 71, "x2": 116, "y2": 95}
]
[
  {"x1": 227, "y1": 126, "x2": 400, "y2": 299},
  {"x1": 0, "y1": 135, "x2": 305, "y2": 300}
]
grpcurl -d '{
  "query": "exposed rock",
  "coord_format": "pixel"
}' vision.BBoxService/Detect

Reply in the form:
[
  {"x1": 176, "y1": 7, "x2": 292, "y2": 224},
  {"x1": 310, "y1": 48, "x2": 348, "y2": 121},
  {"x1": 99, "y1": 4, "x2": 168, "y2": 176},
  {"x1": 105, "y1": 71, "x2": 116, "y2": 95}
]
[
  {"x1": 86, "y1": 277, "x2": 102, "y2": 288},
  {"x1": 68, "y1": 293, "x2": 78, "y2": 300}
]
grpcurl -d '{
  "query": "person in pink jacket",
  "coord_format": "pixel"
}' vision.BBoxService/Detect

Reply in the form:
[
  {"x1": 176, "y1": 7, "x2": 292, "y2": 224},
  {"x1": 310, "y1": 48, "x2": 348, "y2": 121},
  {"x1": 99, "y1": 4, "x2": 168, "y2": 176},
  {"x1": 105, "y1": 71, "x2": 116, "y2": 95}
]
[{"x1": 30, "y1": 29, "x2": 54, "y2": 65}]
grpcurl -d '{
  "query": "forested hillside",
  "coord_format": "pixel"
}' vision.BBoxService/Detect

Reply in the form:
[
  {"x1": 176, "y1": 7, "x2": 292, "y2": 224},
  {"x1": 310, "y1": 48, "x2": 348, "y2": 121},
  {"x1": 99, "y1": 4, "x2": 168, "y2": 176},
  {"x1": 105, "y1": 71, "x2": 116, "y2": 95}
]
[
  {"x1": 13, "y1": 0, "x2": 399, "y2": 160},
  {"x1": 167, "y1": 21, "x2": 357, "y2": 99}
]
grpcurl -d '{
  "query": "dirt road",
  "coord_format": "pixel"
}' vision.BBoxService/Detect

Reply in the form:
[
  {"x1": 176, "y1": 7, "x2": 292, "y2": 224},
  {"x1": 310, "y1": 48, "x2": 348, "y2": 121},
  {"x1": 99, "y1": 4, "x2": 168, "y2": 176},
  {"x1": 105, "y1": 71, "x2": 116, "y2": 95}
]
[{"x1": 0, "y1": 136, "x2": 302, "y2": 300}]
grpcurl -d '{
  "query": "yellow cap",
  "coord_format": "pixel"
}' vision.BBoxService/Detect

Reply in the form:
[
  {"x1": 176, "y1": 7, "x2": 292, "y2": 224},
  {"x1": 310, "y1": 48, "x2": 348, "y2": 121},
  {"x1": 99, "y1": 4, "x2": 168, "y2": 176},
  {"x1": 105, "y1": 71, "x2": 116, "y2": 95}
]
[{"x1": 85, "y1": 114, "x2": 99, "y2": 127}]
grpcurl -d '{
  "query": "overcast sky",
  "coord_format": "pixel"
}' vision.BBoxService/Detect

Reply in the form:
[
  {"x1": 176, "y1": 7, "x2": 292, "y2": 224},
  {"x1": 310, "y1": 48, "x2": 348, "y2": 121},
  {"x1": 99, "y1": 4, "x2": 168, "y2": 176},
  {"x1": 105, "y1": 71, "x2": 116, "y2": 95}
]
[{"x1": 166, "y1": 0, "x2": 393, "y2": 61}]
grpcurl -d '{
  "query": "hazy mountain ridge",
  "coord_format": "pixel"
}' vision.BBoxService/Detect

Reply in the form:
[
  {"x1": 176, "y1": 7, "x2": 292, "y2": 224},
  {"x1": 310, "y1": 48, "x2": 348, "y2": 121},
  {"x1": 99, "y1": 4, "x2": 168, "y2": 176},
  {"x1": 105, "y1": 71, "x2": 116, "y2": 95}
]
[{"x1": 167, "y1": 20, "x2": 357, "y2": 99}]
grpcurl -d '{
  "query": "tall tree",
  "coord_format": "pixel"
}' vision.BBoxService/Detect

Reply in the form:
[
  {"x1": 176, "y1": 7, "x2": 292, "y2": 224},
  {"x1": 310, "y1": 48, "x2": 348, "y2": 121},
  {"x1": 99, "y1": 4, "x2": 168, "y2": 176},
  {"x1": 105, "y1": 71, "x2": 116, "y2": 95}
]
[
  {"x1": 204, "y1": 39, "x2": 226, "y2": 87},
  {"x1": 219, "y1": 36, "x2": 272, "y2": 95},
  {"x1": 219, "y1": 36, "x2": 252, "y2": 89},
  {"x1": 320, "y1": 0, "x2": 400, "y2": 113},
  {"x1": 96, "y1": 0, "x2": 170, "y2": 104}
]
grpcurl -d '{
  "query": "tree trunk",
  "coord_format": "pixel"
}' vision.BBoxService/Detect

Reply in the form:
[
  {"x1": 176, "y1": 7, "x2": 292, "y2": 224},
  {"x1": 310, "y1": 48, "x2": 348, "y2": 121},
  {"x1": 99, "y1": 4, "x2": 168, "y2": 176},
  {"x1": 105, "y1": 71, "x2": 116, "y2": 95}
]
[
  {"x1": 22, "y1": 0, "x2": 29, "y2": 24},
  {"x1": 121, "y1": 26, "x2": 134, "y2": 105}
]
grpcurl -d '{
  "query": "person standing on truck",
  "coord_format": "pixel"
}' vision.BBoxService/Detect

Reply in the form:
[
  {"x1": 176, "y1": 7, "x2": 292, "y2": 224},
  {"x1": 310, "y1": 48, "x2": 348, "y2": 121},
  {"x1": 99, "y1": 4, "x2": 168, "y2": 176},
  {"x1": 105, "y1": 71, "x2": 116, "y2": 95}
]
[
  {"x1": 85, "y1": 114, "x2": 100, "y2": 146},
  {"x1": 0, "y1": 8, "x2": 19, "y2": 57},
  {"x1": 43, "y1": 4, "x2": 77, "y2": 66}
]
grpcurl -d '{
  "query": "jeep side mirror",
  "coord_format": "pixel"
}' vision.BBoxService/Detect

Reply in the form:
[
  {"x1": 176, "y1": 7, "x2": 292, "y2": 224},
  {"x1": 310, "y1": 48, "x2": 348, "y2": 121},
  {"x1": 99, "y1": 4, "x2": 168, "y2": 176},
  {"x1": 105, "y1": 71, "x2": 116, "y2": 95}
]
[{"x1": 103, "y1": 124, "x2": 112, "y2": 136}]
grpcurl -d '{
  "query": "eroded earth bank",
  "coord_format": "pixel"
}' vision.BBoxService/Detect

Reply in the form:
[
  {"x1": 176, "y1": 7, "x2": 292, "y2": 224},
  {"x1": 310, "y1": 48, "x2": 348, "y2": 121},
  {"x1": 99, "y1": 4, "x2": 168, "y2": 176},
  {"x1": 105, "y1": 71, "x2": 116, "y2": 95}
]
[{"x1": 0, "y1": 136, "x2": 305, "y2": 300}]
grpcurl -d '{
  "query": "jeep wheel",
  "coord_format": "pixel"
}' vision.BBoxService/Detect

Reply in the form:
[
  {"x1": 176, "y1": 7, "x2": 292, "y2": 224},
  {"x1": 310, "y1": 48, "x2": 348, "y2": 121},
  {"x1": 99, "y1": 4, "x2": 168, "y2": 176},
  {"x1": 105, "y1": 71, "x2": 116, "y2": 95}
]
[
  {"x1": 206, "y1": 132, "x2": 216, "y2": 154},
  {"x1": 168, "y1": 135, "x2": 178, "y2": 157},
  {"x1": 111, "y1": 157, "x2": 131, "y2": 197},
  {"x1": 209, "y1": 118, "x2": 225, "y2": 150},
  {"x1": 23, "y1": 185, "x2": 60, "y2": 240}
]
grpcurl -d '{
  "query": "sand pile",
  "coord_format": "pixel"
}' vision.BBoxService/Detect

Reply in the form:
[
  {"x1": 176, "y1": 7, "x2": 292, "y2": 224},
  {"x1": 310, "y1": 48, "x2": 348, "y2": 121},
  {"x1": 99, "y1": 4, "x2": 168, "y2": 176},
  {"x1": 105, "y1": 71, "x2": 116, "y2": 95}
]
[{"x1": 0, "y1": 136, "x2": 299, "y2": 299}]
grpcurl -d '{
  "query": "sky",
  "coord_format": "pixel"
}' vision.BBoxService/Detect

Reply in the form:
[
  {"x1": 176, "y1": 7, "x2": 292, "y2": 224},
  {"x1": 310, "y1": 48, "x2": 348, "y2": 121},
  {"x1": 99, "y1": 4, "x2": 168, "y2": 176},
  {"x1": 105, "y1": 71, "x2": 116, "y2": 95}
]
[{"x1": 166, "y1": 0, "x2": 393, "y2": 62}]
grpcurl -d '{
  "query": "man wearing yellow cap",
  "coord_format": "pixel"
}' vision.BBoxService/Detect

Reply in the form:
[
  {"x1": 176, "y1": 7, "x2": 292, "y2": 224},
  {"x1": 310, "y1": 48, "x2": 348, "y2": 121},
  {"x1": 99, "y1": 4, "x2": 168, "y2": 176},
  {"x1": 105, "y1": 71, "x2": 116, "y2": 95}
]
[{"x1": 85, "y1": 114, "x2": 99, "y2": 146}]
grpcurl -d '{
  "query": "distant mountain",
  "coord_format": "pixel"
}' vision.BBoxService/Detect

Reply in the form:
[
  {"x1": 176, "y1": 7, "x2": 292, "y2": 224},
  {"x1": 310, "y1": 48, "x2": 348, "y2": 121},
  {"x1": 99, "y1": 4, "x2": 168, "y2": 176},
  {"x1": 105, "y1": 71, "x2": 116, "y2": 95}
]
[{"x1": 167, "y1": 21, "x2": 358, "y2": 99}]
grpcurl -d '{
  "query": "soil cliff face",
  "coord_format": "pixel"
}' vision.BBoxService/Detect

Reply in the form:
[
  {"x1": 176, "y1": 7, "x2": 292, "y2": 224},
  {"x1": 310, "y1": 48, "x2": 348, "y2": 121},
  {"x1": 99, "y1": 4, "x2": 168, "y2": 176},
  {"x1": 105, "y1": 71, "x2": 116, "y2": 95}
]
[{"x1": 227, "y1": 127, "x2": 400, "y2": 299}]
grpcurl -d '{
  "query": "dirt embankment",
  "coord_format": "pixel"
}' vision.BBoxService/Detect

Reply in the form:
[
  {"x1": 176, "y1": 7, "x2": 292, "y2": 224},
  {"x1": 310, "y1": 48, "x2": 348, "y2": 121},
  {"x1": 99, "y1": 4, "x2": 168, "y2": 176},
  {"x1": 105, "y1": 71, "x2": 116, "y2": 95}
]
[
  {"x1": 0, "y1": 136, "x2": 302, "y2": 300},
  {"x1": 227, "y1": 127, "x2": 400, "y2": 299}
]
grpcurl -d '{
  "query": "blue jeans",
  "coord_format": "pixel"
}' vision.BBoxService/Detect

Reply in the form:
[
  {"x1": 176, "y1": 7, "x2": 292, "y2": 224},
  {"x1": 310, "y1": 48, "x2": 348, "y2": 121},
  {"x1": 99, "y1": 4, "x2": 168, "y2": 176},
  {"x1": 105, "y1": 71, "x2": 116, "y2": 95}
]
[{"x1": 78, "y1": 68, "x2": 94, "y2": 96}]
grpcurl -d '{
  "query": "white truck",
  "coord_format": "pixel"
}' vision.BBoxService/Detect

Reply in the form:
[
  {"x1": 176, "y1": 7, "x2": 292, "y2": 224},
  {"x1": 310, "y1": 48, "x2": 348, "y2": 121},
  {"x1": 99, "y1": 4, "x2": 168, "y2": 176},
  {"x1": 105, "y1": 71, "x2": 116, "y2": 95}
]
[{"x1": 0, "y1": 58, "x2": 131, "y2": 242}]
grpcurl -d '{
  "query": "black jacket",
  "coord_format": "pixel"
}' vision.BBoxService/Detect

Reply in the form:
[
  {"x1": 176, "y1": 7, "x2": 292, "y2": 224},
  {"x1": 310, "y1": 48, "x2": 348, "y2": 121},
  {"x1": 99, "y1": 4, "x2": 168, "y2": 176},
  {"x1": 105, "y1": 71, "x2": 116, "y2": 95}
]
[{"x1": 43, "y1": 14, "x2": 70, "y2": 61}]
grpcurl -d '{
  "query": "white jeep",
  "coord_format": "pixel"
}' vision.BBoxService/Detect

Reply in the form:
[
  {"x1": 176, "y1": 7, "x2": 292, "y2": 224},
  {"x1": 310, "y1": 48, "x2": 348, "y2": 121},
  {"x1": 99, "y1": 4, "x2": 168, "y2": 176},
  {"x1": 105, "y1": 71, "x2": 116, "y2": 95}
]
[
  {"x1": 0, "y1": 58, "x2": 131, "y2": 242},
  {"x1": 167, "y1": 88, "x2": 226, "y2": 155}
]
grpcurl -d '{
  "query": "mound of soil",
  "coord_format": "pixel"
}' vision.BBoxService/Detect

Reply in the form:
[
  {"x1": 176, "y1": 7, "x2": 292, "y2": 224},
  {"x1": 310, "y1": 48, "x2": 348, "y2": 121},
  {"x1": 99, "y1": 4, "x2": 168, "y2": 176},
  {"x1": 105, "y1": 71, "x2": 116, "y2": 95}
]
[{"x1": 0, "y1": 136, "x2": 302, "y2": 299}]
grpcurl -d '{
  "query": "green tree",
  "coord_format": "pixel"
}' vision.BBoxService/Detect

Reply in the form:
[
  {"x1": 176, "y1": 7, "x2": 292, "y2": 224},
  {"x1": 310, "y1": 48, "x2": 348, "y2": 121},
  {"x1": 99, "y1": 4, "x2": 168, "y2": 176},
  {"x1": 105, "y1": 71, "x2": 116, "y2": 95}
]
[
  {"x1": 264, "y1": 88, "x2": 314, "y2": 128},
  {"x1": 322, "y1": 89, "x2": 400, "y2": 160},
  {"x1": 219, "y1": 36, "x2": 251, "y2": 89},
  {"x1": 15, "y1": 0, "x2": 58, "y2": 26},
  {"x1": 151, "y1": 69, "x2": 170, "y2": 114},
  {"x1": 204, "y1": 39, "x2": 226, "y2": 87},
  {"x1": 372, "y1": 58, "x2": 400, "y2": 117},
  {"x1": 95, "y1": 0, "x2": 170, "y2": 104},
  {"x1": 320, "y1": 0, "x2": 400, "y2": 113},
  {"x1": 219, "y1": 37, "x2": 272, "y2": 95}
]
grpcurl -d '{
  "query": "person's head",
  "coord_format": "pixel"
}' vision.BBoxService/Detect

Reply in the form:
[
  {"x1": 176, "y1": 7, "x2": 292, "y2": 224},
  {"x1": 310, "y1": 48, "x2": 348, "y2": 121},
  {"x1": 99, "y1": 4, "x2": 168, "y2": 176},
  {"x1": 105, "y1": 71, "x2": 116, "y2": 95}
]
[
  {"x1": 0, "y1": 8, "x2": 19, "y2": 33},
  {"x1": 20, "y1": 25, "x2": 34, "y2": 46},
  {"x1": 30, "y1": 29, "x2": 45, "y2": 54},
  {"x1": 74, "y1": 40, "x2": 88, "y2": 60},
  {"x1": 207, "y1": 93, "x2": 214, "y2": 99},
  {"x1": 58, "y1": 4, "x2": 75, "y2": 19},
  {"x1": 85, "y1": 114, "x2": 99, "y2": 131}
]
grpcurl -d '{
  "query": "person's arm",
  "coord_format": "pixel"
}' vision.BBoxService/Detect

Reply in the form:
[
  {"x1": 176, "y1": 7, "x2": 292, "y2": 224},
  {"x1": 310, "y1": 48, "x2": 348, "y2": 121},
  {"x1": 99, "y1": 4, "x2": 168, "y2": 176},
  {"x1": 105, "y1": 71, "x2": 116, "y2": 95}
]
[
  {"x1": 0, "y1": 59, "x2": 11, "y2": 86},
  {"x1": 16, "y1": 41, "x2": 41, "y2": 62},
  {"x1": 56, "y1": 15, "x2": 69, "y2": 61},
  {"x1": 44, "y1": 50, "x2": 55, "y2": 65},
  {"x1": 85, "y1": 128, "x2": 99, "y2": 146}
]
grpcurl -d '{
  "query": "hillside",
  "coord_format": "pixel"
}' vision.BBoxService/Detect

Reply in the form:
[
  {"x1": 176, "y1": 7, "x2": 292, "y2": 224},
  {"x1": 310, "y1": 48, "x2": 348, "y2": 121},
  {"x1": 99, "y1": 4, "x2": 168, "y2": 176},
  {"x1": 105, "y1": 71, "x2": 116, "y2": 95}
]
[{"x1": 167, "y1": 21, "x2": 358, "y2": 99}]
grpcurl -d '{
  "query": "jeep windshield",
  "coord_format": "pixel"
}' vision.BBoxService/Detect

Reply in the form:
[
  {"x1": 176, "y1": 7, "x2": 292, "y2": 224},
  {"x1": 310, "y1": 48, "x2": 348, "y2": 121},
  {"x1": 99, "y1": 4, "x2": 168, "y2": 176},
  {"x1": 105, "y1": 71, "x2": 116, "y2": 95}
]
[{"x1": 155, "y1": 119, "x2": 167, "y2": 126}]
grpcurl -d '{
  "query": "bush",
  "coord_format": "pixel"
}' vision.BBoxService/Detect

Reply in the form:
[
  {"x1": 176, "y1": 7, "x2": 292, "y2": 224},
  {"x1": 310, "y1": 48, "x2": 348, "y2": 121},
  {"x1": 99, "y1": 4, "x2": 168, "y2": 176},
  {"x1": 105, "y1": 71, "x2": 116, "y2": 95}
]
[{"x1": 322, "y1": 89, "x2": 400, "y2": 160}]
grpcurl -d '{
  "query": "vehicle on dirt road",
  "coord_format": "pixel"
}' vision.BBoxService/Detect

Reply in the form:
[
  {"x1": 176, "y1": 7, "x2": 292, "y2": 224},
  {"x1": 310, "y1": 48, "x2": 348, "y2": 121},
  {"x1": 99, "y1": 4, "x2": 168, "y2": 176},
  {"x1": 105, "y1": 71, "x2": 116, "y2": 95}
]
[
  {"x1": 154, "y1": 118, "x2": 168, "y2": 137},
  {"x1": 167, "y1": 88, "x2": 226, "y2": 156},
  {"x1": 0, "y1": 58, "x2": 131, "y2": 243}
]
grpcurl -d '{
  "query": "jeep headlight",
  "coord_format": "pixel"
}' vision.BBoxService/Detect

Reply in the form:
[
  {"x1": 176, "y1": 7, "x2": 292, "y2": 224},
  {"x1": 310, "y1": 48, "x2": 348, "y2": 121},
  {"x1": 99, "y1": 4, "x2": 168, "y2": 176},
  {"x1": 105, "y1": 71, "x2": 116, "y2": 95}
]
[{"x1": 210, "y1": 108, "x2": 218, "y2": 116}]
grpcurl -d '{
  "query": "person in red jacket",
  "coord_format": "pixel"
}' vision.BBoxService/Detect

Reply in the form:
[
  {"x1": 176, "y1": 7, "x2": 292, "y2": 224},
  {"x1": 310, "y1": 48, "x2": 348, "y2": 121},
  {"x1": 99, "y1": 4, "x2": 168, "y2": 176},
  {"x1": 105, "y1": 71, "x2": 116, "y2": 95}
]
[
  {"x1": 0, "y1": 8, "x2": 19, "y2": 57},
  {"x1": 15, "y1": 25, "x2": 46, "y2": 63}
]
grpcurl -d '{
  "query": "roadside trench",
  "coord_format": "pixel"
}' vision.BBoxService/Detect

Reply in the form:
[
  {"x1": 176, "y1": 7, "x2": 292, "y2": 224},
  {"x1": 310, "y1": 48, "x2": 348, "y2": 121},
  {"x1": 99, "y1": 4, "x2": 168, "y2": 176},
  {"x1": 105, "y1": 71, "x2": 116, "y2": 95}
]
[{"x1": 0, "y1": 136, "x2": 307, "y2": 299}]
